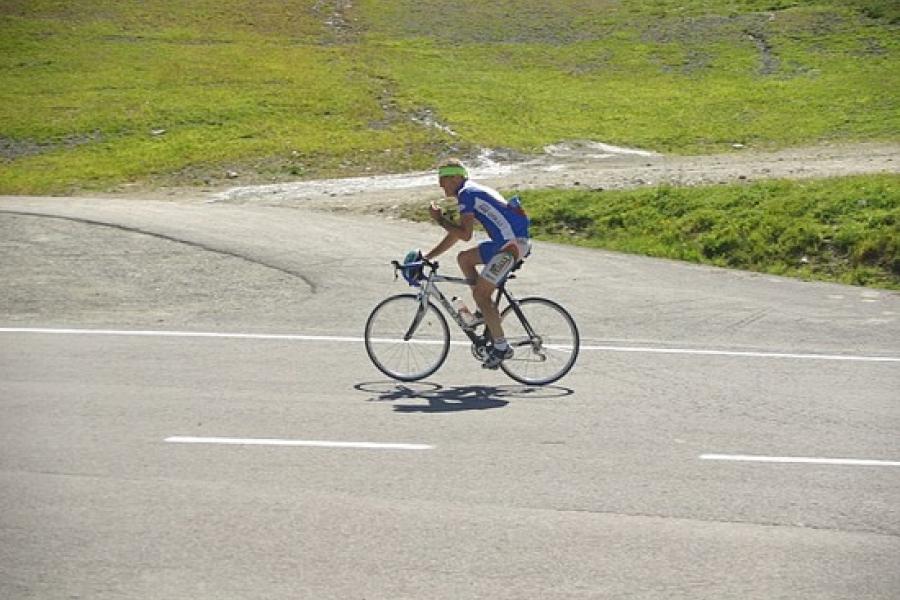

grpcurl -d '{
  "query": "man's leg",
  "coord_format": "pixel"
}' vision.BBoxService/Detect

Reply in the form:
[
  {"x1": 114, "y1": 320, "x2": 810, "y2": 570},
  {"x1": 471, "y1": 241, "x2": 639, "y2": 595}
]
[
  {"x1": 456, "y1": 247, "x2": 481, "y2": 285},
  {"x1": 472, "y1": 276, "x2": 502, "y2": 340},
  {"x1": 475, "y1": 275, "x2": 513, "y2": 369},
  {"x1": 478, "y1": 246, "x2": 520, "y2": 367},
  {"x1": 459, "y1": 246, "x2": 503, "y2": 338},
  {"x1": 460, "y1": 244, "x2": 515, "y2": 367}
]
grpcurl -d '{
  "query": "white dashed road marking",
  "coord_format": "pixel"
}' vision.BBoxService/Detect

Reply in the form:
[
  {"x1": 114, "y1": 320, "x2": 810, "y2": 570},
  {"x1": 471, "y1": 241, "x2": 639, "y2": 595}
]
[
  {"x1": 165, "y1": 436, "x2": 434, "y2": 450},
  {"x1": 700, "y1": 454, "x2": 900, "y2": 467}
]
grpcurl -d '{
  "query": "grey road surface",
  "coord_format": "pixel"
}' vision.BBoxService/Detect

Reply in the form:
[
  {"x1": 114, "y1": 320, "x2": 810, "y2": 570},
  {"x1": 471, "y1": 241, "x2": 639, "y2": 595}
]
[{"x1": 1, "y1": 196, "x2": 899, "y2": 599}]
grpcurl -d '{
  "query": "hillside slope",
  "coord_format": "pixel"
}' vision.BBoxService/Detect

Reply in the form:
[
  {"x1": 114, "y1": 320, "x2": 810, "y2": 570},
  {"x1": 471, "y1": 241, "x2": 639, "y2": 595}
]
[{"x1": 0, "y1": 0, "x2": 897, "y2": 193}]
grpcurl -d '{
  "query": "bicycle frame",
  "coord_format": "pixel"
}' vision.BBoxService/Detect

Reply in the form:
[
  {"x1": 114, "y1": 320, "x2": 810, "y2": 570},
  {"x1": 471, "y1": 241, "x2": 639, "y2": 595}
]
[{"x1": 403, "y1": 260, "x2": 538, "y2": 350}]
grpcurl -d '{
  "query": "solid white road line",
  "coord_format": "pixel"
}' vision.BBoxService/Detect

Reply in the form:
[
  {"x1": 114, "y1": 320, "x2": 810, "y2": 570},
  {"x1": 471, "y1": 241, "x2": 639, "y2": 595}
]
[
  {"x1": 165, "y1": 436, "x2": 433, "y2": 450},
  {"x1": 580, "y1": 344, "x2": 900, "y2": 362},
  {"x1": 700, "y1": 453, "x2": 900, "y2": 467},
  {"x1": 2, "y1": 327, "x2": 899, "y2": 363},
  {"x1": 0, "y1": 327, "x2": 363, "y2": 343}
]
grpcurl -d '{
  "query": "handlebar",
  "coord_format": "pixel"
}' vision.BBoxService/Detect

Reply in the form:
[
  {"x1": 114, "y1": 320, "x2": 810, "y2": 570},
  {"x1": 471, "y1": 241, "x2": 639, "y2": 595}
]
[
  {"x1": 392, "y1": 256, "x2": 438, "y2": 287},
  {"x1": 391, "y1": 258, "x2": 438, "y2": 271}
]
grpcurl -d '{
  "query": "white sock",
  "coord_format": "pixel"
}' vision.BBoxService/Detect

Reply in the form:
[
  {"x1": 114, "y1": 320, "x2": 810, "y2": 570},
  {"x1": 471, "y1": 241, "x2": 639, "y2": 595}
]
[{"x1": 494, "y1": 338, "x2": 508, "y2": 350}]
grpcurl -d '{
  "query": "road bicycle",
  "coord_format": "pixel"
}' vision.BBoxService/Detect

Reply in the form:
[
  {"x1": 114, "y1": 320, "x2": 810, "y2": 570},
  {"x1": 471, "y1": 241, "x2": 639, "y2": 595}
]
[{"x1": 364, "y1": 256, "x2": 579, "y2": 385}]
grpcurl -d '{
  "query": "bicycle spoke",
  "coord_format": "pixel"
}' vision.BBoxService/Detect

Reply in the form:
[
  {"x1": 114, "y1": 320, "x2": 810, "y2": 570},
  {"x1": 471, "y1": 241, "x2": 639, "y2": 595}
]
[
  {"x1": 499, "y1": 297, "x2": 579, "y2": 385},
  {"x1": 365, "y1": 294, "x2": 450, "y2": 381}
]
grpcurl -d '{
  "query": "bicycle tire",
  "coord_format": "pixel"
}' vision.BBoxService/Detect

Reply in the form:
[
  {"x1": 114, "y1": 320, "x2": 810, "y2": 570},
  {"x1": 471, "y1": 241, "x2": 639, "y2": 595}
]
[
  {"x1": 499, "y1": 297, "x2": 579, "y2": 385},
  {"x1": 364, "y1": 293, "x2": 450, "y2": 382}
]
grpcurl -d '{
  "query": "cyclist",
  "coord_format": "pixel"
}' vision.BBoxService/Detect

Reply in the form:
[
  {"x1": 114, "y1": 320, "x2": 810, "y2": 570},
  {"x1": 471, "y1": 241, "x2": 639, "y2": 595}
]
[{"x1": 421, "y1": 159, "x2": 531, "y2": 369}]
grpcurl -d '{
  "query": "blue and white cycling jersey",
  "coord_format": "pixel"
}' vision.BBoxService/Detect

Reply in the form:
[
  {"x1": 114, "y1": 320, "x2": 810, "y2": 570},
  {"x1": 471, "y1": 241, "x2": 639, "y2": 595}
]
[{"x1": 457, "y1": 181, "x2": 530, "y2": 242}]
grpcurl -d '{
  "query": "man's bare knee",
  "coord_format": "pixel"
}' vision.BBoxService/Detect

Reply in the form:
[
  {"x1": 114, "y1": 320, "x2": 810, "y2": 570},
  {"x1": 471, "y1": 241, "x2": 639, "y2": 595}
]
[
  {"x1": 473, "y1": 280, "x2": 494, "y2": 303},
  {"x1": 457, "y1": 250, "x2": 480, "y2": 284}
]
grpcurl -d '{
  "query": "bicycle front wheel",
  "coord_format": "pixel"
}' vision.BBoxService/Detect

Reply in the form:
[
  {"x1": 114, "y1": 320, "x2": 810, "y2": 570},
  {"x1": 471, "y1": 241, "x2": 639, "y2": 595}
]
[
  {"x1": 500, "y1": 297, "x2": 579, "y2": 385},
  {"x1": 364, "y1": 293, "x2": 450, "y2": 382}
]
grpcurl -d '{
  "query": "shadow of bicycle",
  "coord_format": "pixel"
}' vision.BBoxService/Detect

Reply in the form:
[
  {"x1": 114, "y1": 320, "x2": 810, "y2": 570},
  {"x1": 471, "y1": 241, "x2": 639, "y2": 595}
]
[{"x1": 354, "y1": 381, "x2": 574, "y2": 413}]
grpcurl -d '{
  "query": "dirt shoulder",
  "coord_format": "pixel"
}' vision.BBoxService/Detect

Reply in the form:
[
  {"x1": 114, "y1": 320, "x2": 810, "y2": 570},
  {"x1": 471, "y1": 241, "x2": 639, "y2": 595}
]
[{"x1": 107, "y1": 141, "x2": 898, "y2": 214}]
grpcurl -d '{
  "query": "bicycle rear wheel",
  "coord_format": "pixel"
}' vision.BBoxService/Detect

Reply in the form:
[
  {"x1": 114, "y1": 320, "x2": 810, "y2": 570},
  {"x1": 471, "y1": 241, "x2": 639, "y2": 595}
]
[
  {"x1": 499, "y1": 297, "x2": 579, "y2": 385},
  {"x1": 364, "y1": 293, "x2": 450, "y2": 382}
]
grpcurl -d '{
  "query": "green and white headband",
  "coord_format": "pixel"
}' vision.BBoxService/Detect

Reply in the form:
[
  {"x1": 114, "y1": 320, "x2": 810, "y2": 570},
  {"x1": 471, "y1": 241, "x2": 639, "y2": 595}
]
[{"x1": 438, "y1": 165, "x2": 468, "y2": 178}]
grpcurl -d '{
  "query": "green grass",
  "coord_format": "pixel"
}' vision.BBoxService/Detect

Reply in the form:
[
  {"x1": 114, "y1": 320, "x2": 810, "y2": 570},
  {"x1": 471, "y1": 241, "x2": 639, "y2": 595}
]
[
  {"x1": 401, "y1": 175, "x2": 899, "y2": 289},
  {"x1": 364, "y1": 3, "x2": 898, "y2": 152},
  {"x1": 521, "y1": 175, "x2": 900, "y2": 289},
  {"x1": 0, "y1": 1, "x2": 898, "y2": 193}
]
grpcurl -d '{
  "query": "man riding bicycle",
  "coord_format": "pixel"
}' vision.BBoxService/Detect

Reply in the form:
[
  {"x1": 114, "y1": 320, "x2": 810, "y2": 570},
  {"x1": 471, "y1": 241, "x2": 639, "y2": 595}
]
[{"x1": 420, "y1": 159, "x2": 531, "y2": 369}]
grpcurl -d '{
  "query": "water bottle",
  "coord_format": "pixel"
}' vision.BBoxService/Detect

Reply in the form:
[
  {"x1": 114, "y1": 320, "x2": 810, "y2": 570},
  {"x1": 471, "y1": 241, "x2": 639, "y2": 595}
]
[{"x1": 452, "y1": 296, "x2": 476, "y2": 326}]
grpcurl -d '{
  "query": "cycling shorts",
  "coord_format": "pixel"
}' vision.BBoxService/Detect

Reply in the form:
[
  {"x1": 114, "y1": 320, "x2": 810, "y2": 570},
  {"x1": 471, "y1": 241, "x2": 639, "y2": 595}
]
[{"x1": 478, "y1": 238, "x2": 531, "y2": 286}]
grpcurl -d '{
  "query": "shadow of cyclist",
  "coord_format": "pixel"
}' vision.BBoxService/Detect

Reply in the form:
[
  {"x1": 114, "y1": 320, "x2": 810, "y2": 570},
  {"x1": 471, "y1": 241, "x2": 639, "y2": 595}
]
[{"x1": 354, "y1": 382, "x2": 573, "y2": 413}]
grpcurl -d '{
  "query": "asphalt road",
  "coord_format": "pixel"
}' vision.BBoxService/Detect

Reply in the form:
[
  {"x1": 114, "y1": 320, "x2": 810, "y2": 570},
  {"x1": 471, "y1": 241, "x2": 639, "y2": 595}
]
[{"x1": 2, "y1": 196, "x2": 899, "y2": 599}]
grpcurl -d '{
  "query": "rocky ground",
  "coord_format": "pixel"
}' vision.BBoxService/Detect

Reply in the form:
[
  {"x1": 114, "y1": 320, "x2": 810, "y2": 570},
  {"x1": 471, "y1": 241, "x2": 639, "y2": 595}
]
[{"x1": 112, "y1": 141, "x2": 899, "y2": 216}]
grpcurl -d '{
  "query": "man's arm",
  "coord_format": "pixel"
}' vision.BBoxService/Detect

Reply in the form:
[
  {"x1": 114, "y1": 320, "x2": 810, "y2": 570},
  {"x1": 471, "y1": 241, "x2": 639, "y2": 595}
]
[
  {"x1": 430, "y1": 200, "x2": 474, "y2": 240},
  {"x1": 424, "y1": 206, "x2": 475, "y2": 260},
  {"x1": 424, "y1": 232, "x2": 458, "y2": 260}
]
